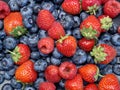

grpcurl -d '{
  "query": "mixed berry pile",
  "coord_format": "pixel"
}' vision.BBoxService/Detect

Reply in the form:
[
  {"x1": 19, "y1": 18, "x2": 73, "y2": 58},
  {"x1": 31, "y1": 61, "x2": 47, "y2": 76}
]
[{"x1": 0, "y1": 0, "x2": 120, "y2": 90}]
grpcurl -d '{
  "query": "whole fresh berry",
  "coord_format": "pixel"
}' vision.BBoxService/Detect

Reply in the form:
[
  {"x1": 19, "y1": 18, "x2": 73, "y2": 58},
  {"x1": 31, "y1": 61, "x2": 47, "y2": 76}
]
[{"x1": 84, "y1": 83, "x2": 99, "y2": 90}]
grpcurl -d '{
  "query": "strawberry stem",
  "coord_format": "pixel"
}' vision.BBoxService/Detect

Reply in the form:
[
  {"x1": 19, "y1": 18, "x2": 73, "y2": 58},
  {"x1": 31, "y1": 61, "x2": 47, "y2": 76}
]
[{"x1": 57, "y1": 35, "x2": 68, "y2": 43}]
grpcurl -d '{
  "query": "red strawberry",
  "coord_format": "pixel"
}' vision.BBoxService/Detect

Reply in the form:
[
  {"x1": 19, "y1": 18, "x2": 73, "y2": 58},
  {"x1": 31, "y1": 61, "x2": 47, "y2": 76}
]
[
  {"x1": 45, "y1": 65, "x2": 61, "y2": 83},
  {"x1": 98, "y1": 74, "x2": 120, "y2": 90},
  {"x1": 48, "y1": 21, "x2": 65, "y2": 40},
  {"x1": 38, "y1": 37, "x2": 54, "y2": 55},
  {"x1": 104, "y1": 0, "x2": 120, "y2": 18},
  {"x1": 98, "y1": 15, "x2": 113, "y2": 32},
  {"x1": 90, "y1": 44, "x2": 117, "y2": 64},
  {"x1": 78, "y1": 38, "x2": 95, "y2": 52},
  {"x1": 56, "y1": 36, "x2": 77, "y2": 57},
  {"x1": 82, "y1": 0, "x2": 101, "y2": 15},
  {"x1": 59, "y1": 61, "x2": 77, "y2": 79},
  {"x1": 61, "y1": 0, "x2": 81, "y2": 15},
  {"x1": 80, "y1": 15, "x2": 101, "y2": 39},
  {"x1": 39, "y1": 82, "x2": 56, "y2": 90},
  {"x1": 36, "y1": 10, "x2": 55, "y2": 31},
  {"x1": 15, "y1": 60, "x2": 37, "y2": 83},
  {"x1": 78, "y1": 64, "x2": 100, "y2": 83},
  {"x1": 65, "y1": 74, "x2": 83, "y2": 90},
  {"x1": 100, "y1": 0, "x2": 111, "y2": 4},
  {"x1": 9, "y1": 44, "x2": 30, "y2": 65},
  {"x1": 84, "y1": 83, "x2": 99, "y2": 90},
  {"x1": 0, "y1": 1, "x2": 10, "y2": 19}
]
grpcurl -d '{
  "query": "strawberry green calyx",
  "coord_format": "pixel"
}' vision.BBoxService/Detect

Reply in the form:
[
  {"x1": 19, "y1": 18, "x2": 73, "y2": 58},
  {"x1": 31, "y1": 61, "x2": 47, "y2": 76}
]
[
  {"x1": 10, "y1": 26, "x2": 27, "y2": 38},
  {"x1": 57, "y1": 35, "x2": 68, "y2": 43},
  {"x1": 86, "y1": 4, "x2": 99, "y2": 15},
  {"x1": 100, "y1": 16, "x2": 113, "y2": 31},
  {"x1": 90, "y1": 45, "x2": 107, "y2": 63},
  {"x1": 9, "y1": 46, "x2": 21, "y2": 63},
  {"x1": 94, "y1": 67, "x2": 103, "y2": 81},
  {"x1": 80, "y1": 26, "x2": 97, "y2": 39}
]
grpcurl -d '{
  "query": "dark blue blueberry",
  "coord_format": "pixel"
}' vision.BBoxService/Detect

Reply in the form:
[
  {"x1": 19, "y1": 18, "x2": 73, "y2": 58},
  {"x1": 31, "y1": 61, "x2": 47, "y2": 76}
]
[
  {"x1": 24, "y1": 86, "x2": 35, "y2": 90},
  {"x1": 0, "y1": 53, "x2": 4, "y2": 61},
  {"x1": 34, "y1": 77, "x2": 45, "y2": 89},
  {"x1": 38, "y1": 72, "x2": 44, "y2": 77},
  {"x1": 96, "y1": 6, "x2": 103, "y2": 17},
  {"x1": 31, "y1": 51, "x2": 41, "y2": 60},
  {"x1": 52, "y1": 48, "x2": 63, "y2": 58},
  {"x1": 23, "y1": 16, "x2": 34, "y2": 28},
  {"x1": 0, "y1": 74, "x2": 4, "y2": 84},
  {"x1": 113, "y1": 64, "x2": 120, "y2": 75},
  {"x1": 59, "y1": 79, "x2": 65, "y2": 88},
  {"x1": 52, "y1": 9, "x2": 60, "y2": 19},
  {"x1": 108, "y1": 23, "x2": 118, "y2": 34},
  {"x1": 58, "y1": 10, "x2": 66, "y2": 19},
  {"x1": 111, "y1": 34, "x2": 120, "y2": 46},
  {"x1": 4, "y1": 72, "x2": 12, "y2": 80},
  {"x1": 8, "y1": 0, "x2": 19, "y2": 11},
  {"x1": 86, "y1": 54, "x2": 95, "y2": 64},
  {"x1": 38, "y1": 30, "x2": 47, "y2": 38},
  {"x1": 19, "y1": 35, "x2": 28, "y2": 44},
  {"x1": 41, "y1": 1, "x2": 55, "y2": 12},
  {"x1": 115, "y1": 46, "x2": 120, "y2": 56},
  {"x1": 34, "y1": 59, "x2": 47, "y2": 72},
  {"x1": 66, "y1": 29, "x2": 72, "y2": 35},
  {"x1": 80, "y1": 12, "x2": 89, "y2": 21},
  {"x1": 99, "y1": 33, "x2": 111, "y2": 44},
  {"x1": 11, "y1": 78, "x2": 23, "y2": 89},
  {"x1": 110, "y1": 57, "x2": 117, "y2": 65},
  {"x1": 73, "y1": 16, "x2": 81, "y2": 28},
  {"x1": 28, "y1": 34, "x2": 39, "y2": 48},
  {"x1": 33, "y1": 4, "x2": 41, "y2": 14},
  {"x1": 72, "y1": 28, "x2": 82, "y2": 39},
  {"x1": 97, "y1": 64, "x2": 107, "y2": 70},
  {"x1": 28, "y1": 0, "x2": 35, "y2": 8},
  {"x1": 29, "y1": 24, "x2": 38, "y2": 33},
  {"x1": 0, "y1": 30, "x2": 6, "y2": 40},
  {"x1": 3, "y1": 36, "x2": 17, "y2": 50},
  {"x1": 116, "y1": 57, "x2": 120, "y2": 64},
  {"x1": 53, "y1": 0, "x2": 63, "y2": 4},
  {"x1": 0, "y1": 40, "x2": 3, "y2": 51},
  {"x1": 101, "y1": 65, "x2": 112, "y2": 75},
  {"x1": 72, "y1": 49, "x2": 87, "y2": 65},
  {"x1": 0, "y1": 57, "x2": 14, "y2": 71},
  {"x1": 0, "y1": 20, "x2": 3, "y2": 30},
  {"x1": 50, "y1": 56, "x2": 61, "y2": 65},
  {"x1": 16, "y1": 0, "x2": 29, "y2": 7},
  {"x1": 46, "y1": 57, "x2": 51, "y2": 65},
  {"x1": 2, "y1": 83, "x2": 13, "y2": 90},
  {"x1": 39, "y1": 51, "x2": 48, "y2": 57},
  {"x1": 20, "y1": 6, "x2": 33, "y2": 17}
]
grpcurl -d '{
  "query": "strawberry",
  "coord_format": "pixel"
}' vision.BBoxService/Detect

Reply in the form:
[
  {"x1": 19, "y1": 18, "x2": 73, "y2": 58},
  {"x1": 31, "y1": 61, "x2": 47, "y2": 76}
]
[
  {"x1": 9, "y1": 44, "x2": 30, "y2": 65},
  {"x1": 100, "y1": 0, "x2": 110, "y2": 4},
  {"x1": 48, "y1": 21, "x2": 65, "y2": 40},
  {"x1": 80, "y1": 15, "x2": 101, "y2": 39},
  {"x1": 4, "y1": 12, "x2": 27, "y2": 37},
  {"x1": 36, "y1": 10, "x2": 55, "y2": 31},
  {"x1": 90, "y1": 44, "x2": 117, "y2": 64},
  {"x1": 98, "y1": 15, "x2": 113, "y2": 32},
  {"x1": 98, "y1": 74, "x2": 120, "y2": 90},
  {"x1": 78, "y1": 38, "x2": 95, "y2": 52},
  {"x1": 82, "y1": 0, "x2": 101, "y2": 15},
  {"x1": 61, "y1": 0, "x2": 81, "y2": 15},
  {"x1": 0, "y1": 1, "x2": 10, "y2": 19},
  {"x1": 104, "y1": 0, "x2": 120, "y2": 18},
  {"x1": 78, "y1": 64, "x2": 100, "y2": 83},
  {"x1": 38, "y1": 37, "x2": 54, "y2": 55},
  {"x1": 84, "y1": 83, "x2": 99, "y2": 90},
  {"x1": 65, "y1": 74, "x2": 83, "y2": 90},
  {"x1": 15, "y1": 60, "x2": 37, "y2": 83},
  {"x1": 56, "y1": 35, "x2": 77, "y2": 57}
]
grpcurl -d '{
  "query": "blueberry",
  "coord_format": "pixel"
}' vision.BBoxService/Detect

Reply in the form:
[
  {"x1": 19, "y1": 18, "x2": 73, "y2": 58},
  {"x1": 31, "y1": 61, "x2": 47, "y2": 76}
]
[
  {"x1": 33, "y1": 4, "x2": 41, "y2": 14},
  {"x1": 113, "y1": 64, "x2": 120, "y2": 75},
  {"x1": 39, "y1": 51, "x2": 48, "y2": 57},
  {"x1": 38, "y1": 30, "x2": 47, "y2": 38},
  {"x1": 108, "y1": 23, "x2": 118, "y2": 34},
  {"x1": 96, "y1": 6, "x2": 103, "y2": 17},
  {"x1": 38, "y1": 72, "x2": 44, "y2": 77},
  {"x1": 58, "y1": 10, "x2": 66, "y2": 19},
  {"x1": 20, "y1": 6, "x2": 33, "y2": 17},
  {"x1": 7, "y1": 68, "x2": 16, "y2": 76},
  {"x1": 115, "y1": 46, "x2": 120, "y2": 56},
  {"x1": 0, "y1": 30, "x2": 6, "y2": 40},
  {"x1": 34, "y1": 77, "x2": 45, "y2": 89},
  {"x1": 97, "y1": 64, "x2": 107, "y2": 70},
  {"x1": 16, "y1": 0, "x2": 29, "y2": 7},
  {"x1": 0, "y1": 20, "x2": 3, "y2": 30},
  {"x1": 73, "y1": 16, "x2": 81, "y2": 28},
  {"x1": 0, "y1": 74, "x2": 4, "y2": 84},
  {"x1": 52, "y1": 9, "x2": 60, "y2": 19},
  {"x1": 4, "y1": 72, "x2": 12, "y2": 80},
  {"x1": 23, "y1": 15, "x2": 34, "y2": 28},
  {"x1": 0, "y1": 40, "x2": 3, "y2": 51},
  {"x1": 66, "y1": 29, "x2": 72, "y2": 35},
  {"x1": 52, "y1": 48, "x2": 63, "y2": 58},
  {"x1": 110, "y1": 57, "x2": 117, "y2": 65},
  {"x1": 3, "y1": 36, "x2": 17, "y2": 50},
  {"x1": 53, "y1": 0, "x2": 63, "y2": 4},
  {"x1": 99, "y1": 33, "x2": 111, "y2": 44},
  {"x1": 72, "y1": 28, "x2": 82, "y2": 39},
  {"x1": 28, "y1": 0, "x2": 35, "y2": 8},
  {"x1": 31, "y1": 51, "x2": 41, "y2": 60},
  {"x1": 59, "y1": 79, "x2": 65, "y2": 88},
  {"x1": 29, "y1": 24, "x2": 38, "y2": 33},
  {"x1": 0, "y1": 53, "x2": 4, "y2": 61},
  {"x1": 11, "y1": 78, "x2": 23, "y2": 89},
  {"x1": 80, "y1": 12, "x2": 89, "y2": 21},
  {"x1": 2, "y1": 83, "x2": 13, "y2": 90},
  {"x1": 116, "y1": 57, "x2": 120, "y2": 64},
  {"x1": 34, "y1": 59, "x2": 47, "y2": 72},
  {"x1": 50, "y1": 56, "x2": 61, "y2": 65},
  {"x1": 111, "y1": 34, "x2": 120, "y2": 46},
  {"x1": 72, "y1": 49, "x2": 87, "y2": 65},
  {"x1": 46, "y1": 57, "x2": 51, "y2": 65},
  {"x1": 101, "y1": 65, "x2": 113, "y2": 75},
  {"x1": 19, "y1": 35, "x2": 28, "y2": 44},
  {"x1": 86, "y1": 54, "x2": 95, "y2": 64},
  {"x1": 41, "y1": 1, "x2": 55, "y2": 12},
  {"x1": 8, "y1": 0, "x2": 19, "y2": 11},
  {"x1": 24, "y1": 86, "x2": 35, "y2": 90}
]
